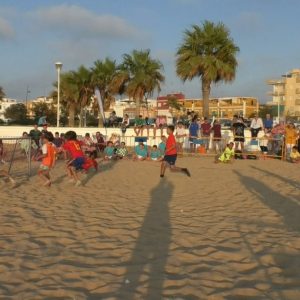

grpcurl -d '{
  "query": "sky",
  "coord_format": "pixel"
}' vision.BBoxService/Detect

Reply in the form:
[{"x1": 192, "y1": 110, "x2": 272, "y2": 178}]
[{"x1": 1, "y1": 0, "x2": 300, "y2": 103}]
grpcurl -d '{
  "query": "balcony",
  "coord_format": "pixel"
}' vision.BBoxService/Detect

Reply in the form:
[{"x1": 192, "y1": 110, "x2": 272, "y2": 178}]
[
  {"x1": 267, "y1": 91, "x2": 285, "y2": 96},
  {"x1": 267, "y1": 79, "x2": 285, "y2": 85}
]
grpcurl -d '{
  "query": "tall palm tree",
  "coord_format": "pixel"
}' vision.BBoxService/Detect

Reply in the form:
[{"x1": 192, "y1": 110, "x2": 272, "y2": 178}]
[
  {"x1": 116, "y1": 49, "x2": 165, "y2": 116},
  {"x1": 0, "y1": 86, "x2": 5, "y2": 101},
  {"x1": 91, "y1": 58, "x2": 119, "y2": 127},
  {"x1": 70, "y1": 66, "x2": 93, "y2": 127},
  {"x1": 176, "y1": 21, "x2": 239, "y2": 118}
]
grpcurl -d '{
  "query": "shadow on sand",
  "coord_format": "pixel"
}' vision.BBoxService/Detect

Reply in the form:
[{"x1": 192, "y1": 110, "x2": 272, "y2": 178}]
[
  {"x1": 234, "y1": 170, "x2": 300, "y2": 233},
  {"x1": 115, "y1": 178, "x2": 174, "y2": 299}
]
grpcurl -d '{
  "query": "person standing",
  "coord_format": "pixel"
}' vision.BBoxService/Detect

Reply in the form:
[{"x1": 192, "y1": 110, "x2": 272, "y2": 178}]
[
  {"x1": 250, "y1": 114, "x2": 264, "y2": 139},
  {"x1": 201, "y1": 117, "x2": 212, "y2": 150},
  {"x1": 160, "y1": 125, "x2": 191, "y2": 178},
  {"x1": 212, "y1": 119, "x2": 222, "y2": 153},
  {"x1": 232, "y1": 116, "x2": 246, "y2": 151},
  {"x1": 29, "y1": 124, "x2": 42, "y2": 147},
  {"x1": 188, "y1": 115, "x2": 199, "y2": 153},
  {"x1": 264, "y1": 114, "x2": 273, "y2": 133}
]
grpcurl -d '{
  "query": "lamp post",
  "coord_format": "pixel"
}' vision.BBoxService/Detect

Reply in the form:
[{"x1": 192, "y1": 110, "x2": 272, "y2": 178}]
[{"x1": 55, "y1": 62, "x2": 63, "y2": 127}]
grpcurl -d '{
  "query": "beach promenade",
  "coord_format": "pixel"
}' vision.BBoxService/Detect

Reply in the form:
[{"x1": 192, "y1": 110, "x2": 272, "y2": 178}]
[{"x1": 1, "y1": 158, "x2": 299, "y2": 299}]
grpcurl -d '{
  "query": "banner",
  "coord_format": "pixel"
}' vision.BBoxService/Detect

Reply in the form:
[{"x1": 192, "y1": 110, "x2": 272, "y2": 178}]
[{"x1": 94, "y1": 88, "x2": 105, "y2": 121}]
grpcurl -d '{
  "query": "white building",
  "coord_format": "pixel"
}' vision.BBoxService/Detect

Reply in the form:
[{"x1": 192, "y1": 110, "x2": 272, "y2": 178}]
[{"x1": 0, "y1": 98, "x2": 18, "y2": 121}]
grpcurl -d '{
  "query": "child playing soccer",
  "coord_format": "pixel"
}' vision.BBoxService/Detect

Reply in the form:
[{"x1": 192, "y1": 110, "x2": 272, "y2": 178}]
[
  {"x1": 82, "y1": 152, "x2": 98, "y2": 173},
  {"x1": 63, "y1": 131, "x2": 85, "y2": 186},
  {"x1": 215, "y1": 142, "x2": 235, "y2": 163},
  {"x1": 37, "y1": 132, "x2": 56, "y2": 187},
  {"x1": 160, "y1": 125, "x2": 191, "y2": 178}
]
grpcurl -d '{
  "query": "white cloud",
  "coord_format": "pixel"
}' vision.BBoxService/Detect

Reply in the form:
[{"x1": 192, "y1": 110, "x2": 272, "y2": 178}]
[
  {"x1": 0, "y1": 17, "x2": 14, "y2": 39},
  {"x1": 33, "y1": 4, "x2": 141, "y2": 40}
]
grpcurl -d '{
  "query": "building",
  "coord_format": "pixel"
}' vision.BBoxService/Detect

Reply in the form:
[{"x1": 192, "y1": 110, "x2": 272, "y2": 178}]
[
  {"x1": 26, "y1": 97, "x2": 55, "y2": 119},
  {"x1": 267, "y1": 69, "x2": 300, "y2": 118},
  {"x1": 0, "y1": 98, "x2": 18, "y2": 121},
  {"x1": 157, "y1": 93, "x2": 259, "y2": 119}
]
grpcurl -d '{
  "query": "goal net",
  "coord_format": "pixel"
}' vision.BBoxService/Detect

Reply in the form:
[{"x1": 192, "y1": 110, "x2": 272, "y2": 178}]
[{"x1": 0, "y1": 137, "x2": 32, "y2": 179}]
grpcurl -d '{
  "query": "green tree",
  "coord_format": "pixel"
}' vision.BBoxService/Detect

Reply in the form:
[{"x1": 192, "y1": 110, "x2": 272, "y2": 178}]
[
  {"x1": 70, "y1": 66, "x2": 93, "y2": 127},
  {"x1": 0, "y1": 86, "x2": 5, "y2": 101},
  {"x1": 91, "y1": 58, "x2": 119, "y2": 127},
  {"x1": 4, "y1": 103, "x2": 27, "y2": 123},
  {"x1": 167, "y1": 95, "x2": 182, "y2": 111},
  {"x1": 32, "y1": 102, "x2": 56, "y2": 125},
  {"x1": 176, "y1": 21, "x2": 239, "y2": 118},
  {"x1": 116, "y1": 49, "x2": 165, "y2": 116}
]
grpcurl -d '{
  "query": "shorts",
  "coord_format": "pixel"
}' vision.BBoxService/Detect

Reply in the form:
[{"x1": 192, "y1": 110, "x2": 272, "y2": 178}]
[
  {"x1": 189, "y1": 137, "x2": 196, "y2": 143},
  {"x1": 151, "y1": 157, "x2": 158, "y2": 161},
  {"x1": 176, "y1": 137, "x2": 185, "y2": 143},
  {"x1": 251, "y1": 128, "x2": 261, "y2": 137},
  {"x1": 234, "y1": 137, "x2": 245, "y2": 142},
  {"x1": 137, "y1": 155, "x2": 146, "y2": 159},
  {"x1": 40, "y1": 164, "x2": 50, "y2": 171},
  {"x1": 72, "y1": 157, "x2": 85, "y2": 170},
  {"x1": 164, "y1": 154, "x2": 177, "y2": 165}
]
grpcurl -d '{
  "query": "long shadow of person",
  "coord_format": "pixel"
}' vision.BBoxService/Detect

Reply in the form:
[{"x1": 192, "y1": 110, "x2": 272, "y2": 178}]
[
  {"x1": 234, "y1": 170, "x2": 300, "y2": 233},
  {"x1": 116, "y1": 178, "x2": 174, "y2": 300}
]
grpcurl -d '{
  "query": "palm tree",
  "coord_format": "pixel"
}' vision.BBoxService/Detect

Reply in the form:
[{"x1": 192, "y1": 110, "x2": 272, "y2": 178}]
[
  {"x1": 176, "y1": 21, "x2": 239, "y2": 118},
  {"x1": 116, "y1": 49, "x2": 165, "y2": 116},
  {"x1": 91, "y1": 58, "x2": 119, "y2": 127},
  {"x1": 70, "y1": 66, "x2": 93, "y2": 127},
  {"x1": 0, "y1": 86, "x2": 5, "y2": 101}
]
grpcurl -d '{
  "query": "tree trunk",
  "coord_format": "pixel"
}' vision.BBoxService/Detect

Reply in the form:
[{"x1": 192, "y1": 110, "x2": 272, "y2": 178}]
[
  {"x1": 98, "y1": 114, "x2": 104, "y2": 127},
  {"x1": 135, "y1": 98, "x2": 141, "y2": 116},
  {"x1": 202, "y1": 77, "x2": 211, "y2": 118},
  {"x1": 68, "y1": 103, "x2": 75, "y2": 127}
]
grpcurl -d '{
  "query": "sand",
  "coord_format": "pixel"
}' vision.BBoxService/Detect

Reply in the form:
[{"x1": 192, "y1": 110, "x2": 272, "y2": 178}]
[{"x1": 0, "y1": 158, "x2": 300, "y2": 300}]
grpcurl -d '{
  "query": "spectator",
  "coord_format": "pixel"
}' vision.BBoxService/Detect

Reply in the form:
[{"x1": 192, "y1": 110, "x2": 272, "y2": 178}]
[
  {"x1": 212, "y1": 119, "x2": 222, "y2": 153},
  {"x1": 109, "y1": 111, "x2": 118, "y2": 127},
  {"x1": 175, "y1": 121, "x2": 186, "y2": 155},
  {"x1": 121, "y1": 114, "x2": 130, "y2": 137},
  {"x1": 133, "y1": 142, "x2": 148, "y2": 161},
  {"x1": 134, "y1": 115, "x2": 144, "y2": 136},
  {"x1": 264, "y1": 114, "x2": 273, "y2": 133},
  {"x1": 82, "y1": 133, "x2": 97, "y2": 157},
  {"x1": 250, "y1": 114, "x2": 264, "y2": 139},
  {"x1": 201, "y1": 117, "x2": 211, "y2": 150},
  {"x1": 116, "y1": 142, "x2": 128, "y2": 159},
  {"x1": 189, "y1": 115, "x2": 199, "y2": 153},
  {"x1": 285, "y1": 122, "x2": 298, "y2": 157},
  {"x1": 290, "y1": 146, "x2": 300, "y2": 163},
  {"x1": 95, "y1": 132, "x2": 106, "y2": 152},
  {"x1": 232, "y1": 116, "x2": 246, "y2": 151},
  {"x1": 29, "y1": 124, "x2": 42, "y2": 147}
]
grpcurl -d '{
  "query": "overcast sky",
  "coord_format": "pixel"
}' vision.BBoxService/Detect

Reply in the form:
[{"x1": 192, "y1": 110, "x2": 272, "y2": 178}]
[{"x1": 1, "y1": 0, "x2": 300, "y2": 103}]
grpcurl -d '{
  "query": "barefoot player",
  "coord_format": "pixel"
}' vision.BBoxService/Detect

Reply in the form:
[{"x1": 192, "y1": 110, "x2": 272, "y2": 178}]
[{"x1": 160, "y1": 125, "x2": 191, "y2": 178}]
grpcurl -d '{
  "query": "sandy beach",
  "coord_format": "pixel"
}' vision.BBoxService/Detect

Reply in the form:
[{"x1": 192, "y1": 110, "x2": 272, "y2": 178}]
[{"x1": 1, "y1": 158, "x2": 300, "y2": 300}]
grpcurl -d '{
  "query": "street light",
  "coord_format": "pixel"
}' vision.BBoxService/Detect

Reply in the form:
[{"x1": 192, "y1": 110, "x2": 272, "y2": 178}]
[{"x1": 55, "y1": 61, "x2": 63, "y2": 127}]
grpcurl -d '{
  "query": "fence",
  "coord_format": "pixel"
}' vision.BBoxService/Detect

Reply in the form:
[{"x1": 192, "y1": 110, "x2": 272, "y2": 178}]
[
  {"x1": 107, "y1": 134, "x2": 286, "y2": 160},
  {"x1": 0, "y1": 137, "x2": 32, "y2": 177}
]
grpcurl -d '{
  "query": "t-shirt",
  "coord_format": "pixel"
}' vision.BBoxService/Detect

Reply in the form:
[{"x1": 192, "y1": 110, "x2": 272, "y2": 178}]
[
  {"x1": 41, "y1": 142, "x2": 56, "y2": 167},
  {"x1": 290, "y1": 150, "x2": 300, "y2": 159},
  {"x1": 150, "y1": 150, "x2": 161, "y2": 159},
  {"x1": 219, "y1": 147, "x2": 235, "y2": 162},
  {"x1": 53, "y1": 137, "x2": 63, "y2": 148},
  {"x1": 29, "y1": 129, "x2": 41, "y2": 141},
  {"x1": 189, "y1": 122, "x2": 199, "y2": 137},
  {"x1": 158, "y1": 142, "x2": 166, "y2": 155},
  {"x1": 116, "y1": 147, "x2": 128, "y2": 157},
  {"x1": 104, "y1": 146, "x2": 115, "y2": 157},
  {"x1": 264, "y1": 119, "x2": 273, "y2": 129},
  {"x1": 212, "y1": 124, "x2": 222, "y2": 138},
  {"x1": 233, "y1": 122, "x2": 246, "y2": 137},
  {"x1": 166, "y1": 133, "x2": 177, "y2": 155},
  {"x1": 176, "y1": 127, "x2": 186, "y2": 136},
  {"x1": 63, "y1": 140, "x2": 84, "y2": 159},
  {"x1": 135, "y1": 118, "x2": 144, "y2": 126},
  {"x1": 201, "y1": 123, "x2": 211, "y2": 136},
  {"x1": 135, "y1": 145, "x2": 148, "y2": 157},
  {"x1": 250, "y1": 118, "x2": 263, "y2": 129}
]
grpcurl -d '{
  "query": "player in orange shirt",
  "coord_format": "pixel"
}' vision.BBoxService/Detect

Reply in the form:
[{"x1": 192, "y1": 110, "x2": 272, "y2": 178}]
[
  {"x1": 37, "y1": 132, "x2": 56, "y2": 187},
  {"x1": 160, "y1": 125, "x2": 191, "y2": 178}
]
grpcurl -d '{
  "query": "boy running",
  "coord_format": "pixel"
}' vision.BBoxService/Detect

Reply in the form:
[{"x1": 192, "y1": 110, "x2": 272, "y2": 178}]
[
  {"x1": 160, "y1": 125, "x2": 191, "y2": 178},
  {"x1": 37, "y1": 132, "x2": 56, "y2": 187},
  {"x1": 63, "y1": 131, "x2": 85, "y2": 186}
]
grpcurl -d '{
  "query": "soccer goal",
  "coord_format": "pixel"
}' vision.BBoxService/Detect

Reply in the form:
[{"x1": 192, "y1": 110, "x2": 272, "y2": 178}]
[{"x1": 0, "y1": 137, "x2": 33, "y2": 178}]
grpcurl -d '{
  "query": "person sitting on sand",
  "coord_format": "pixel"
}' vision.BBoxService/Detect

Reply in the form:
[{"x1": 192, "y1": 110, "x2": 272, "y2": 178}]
[
  {"x1": 290, "y1": 146, "x2": 300, "y2": 163},
  {"x1": 158, "y1": 136, "x2": 167, "y2": 158},
  {"x1": 82, "y1": 133, "x2": 97, "y2": 157},
  {"x1": 109, "y1": 133, "x2": 120, "y2": 147},
  {"x1": 148, "y1": 145, "x2": 162, "y2": 161},
  {"x1": 37, "y1": 132, "x2": 56, "y2": 187},
  {"x1": 215, "y1": 142, "x2": 235, "y2": 163},
  {"x1": 104, "y1": 141, "x2": 116, "y2": 160},
  {"x1": 116, "y1": 142, "x2": 128, "y2": 159},
  {"x1": 133, "y1": 142, "x2": 148, "y2": 161},
  {"x1": 63, "y1": 131, "x2": 85, "y2": 186}
]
